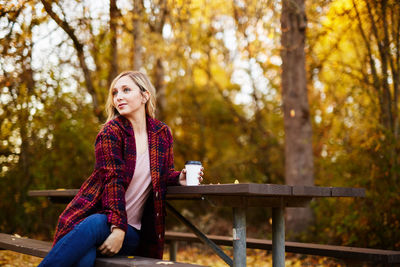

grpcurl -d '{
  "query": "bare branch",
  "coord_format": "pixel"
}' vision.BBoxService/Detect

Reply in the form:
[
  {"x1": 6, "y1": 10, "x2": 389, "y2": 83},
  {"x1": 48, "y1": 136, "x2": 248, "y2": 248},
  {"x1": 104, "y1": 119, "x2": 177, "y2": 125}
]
[{"x1": 40, "y1": 0, "x2": 103, "y2": 121}]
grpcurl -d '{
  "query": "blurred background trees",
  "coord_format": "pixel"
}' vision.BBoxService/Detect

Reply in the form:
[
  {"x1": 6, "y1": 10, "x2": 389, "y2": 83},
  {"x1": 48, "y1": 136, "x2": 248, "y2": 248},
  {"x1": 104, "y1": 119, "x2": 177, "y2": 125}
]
[{"x1": 0, "y1": 0, "x2": 399, "y2": 250}]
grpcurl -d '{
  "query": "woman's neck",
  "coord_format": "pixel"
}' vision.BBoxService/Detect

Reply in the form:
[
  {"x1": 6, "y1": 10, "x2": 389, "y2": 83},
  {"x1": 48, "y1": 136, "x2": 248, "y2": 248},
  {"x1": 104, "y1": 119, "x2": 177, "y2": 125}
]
[{"x1": 126, "y1": 111, "x2": 147, "y2": 135}]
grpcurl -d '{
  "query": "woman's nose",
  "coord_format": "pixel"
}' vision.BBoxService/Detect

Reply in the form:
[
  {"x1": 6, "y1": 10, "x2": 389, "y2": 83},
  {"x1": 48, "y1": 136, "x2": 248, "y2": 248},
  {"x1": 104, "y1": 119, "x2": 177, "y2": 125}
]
[{"x1": 115, "y1": 92, "x2": 122, "y2": 101}]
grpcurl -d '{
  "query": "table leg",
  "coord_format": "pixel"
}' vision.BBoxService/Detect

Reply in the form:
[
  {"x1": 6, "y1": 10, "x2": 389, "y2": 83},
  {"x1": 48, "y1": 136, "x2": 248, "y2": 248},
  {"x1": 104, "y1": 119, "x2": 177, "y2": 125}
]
[
  {"x1": 233, "y1": 207, "x2": 246, "y2": 267},
  {"x1": 169, "y1": 240, "x2": 177, "y2": 261},
  {"x1": 166, "y1": 202, "x2": 233, "y2": 266},
  {"x1": 272, "y1": 207, "x2": 285, "y2": 267}
]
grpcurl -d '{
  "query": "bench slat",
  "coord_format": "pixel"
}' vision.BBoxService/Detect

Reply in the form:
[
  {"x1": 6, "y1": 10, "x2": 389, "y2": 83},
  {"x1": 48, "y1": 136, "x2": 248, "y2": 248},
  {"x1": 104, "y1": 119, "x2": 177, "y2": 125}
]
[
  {"x1": 0, "y1": 233, "x2": 203, "y2": 266},
  {"x1": 165, "y1": 231, "x2": 400, "y2": 264},
  {"x1": 95, "y1": 256, "x2": 202, "y2": 267},
  {"x1": 0, "y1": 233, "x2": 51, "y2": 258}
]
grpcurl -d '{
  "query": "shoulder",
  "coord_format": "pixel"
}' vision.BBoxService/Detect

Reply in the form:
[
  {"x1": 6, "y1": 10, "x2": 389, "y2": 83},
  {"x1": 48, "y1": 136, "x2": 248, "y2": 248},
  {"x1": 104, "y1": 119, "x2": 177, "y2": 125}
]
[
  {"x1": 147, "y1": 116, "x2": 171, "y2": 135},
  {"x1": 96, "y1": 118, "x2": 125, "y2": 141},
  {"x1": 148, "y1": 116, "x2": 173, "y2": 143},
  {"x1": 102, "y1": 118, "x2": 123, "y2": 134}
]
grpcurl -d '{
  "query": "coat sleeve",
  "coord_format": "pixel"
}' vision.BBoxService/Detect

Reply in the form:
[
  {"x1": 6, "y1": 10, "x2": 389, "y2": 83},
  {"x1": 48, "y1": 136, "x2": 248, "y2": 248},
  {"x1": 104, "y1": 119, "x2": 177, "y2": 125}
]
[
  {"x1": 95, "y1": 127, "x2": 129, "y2": 231},
  {"x1": 165, "y1": 127, "x2": 181, "y2": 186}
]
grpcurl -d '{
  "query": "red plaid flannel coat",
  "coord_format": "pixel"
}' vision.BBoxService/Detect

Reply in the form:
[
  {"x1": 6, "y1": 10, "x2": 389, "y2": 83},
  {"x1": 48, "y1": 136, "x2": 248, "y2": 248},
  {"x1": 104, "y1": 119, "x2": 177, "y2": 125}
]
[{"x1": 53, "y1": 115, "x2": 180, "y2": 259}]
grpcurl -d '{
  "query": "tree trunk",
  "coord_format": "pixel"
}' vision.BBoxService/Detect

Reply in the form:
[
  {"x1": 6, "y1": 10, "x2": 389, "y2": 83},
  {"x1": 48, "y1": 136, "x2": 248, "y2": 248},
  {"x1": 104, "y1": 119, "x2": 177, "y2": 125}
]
[
  {"x1": 107, "y1": 0, "x2": 119, "y2": 87},
  {"x1": 280, "y1": 0, "x2": 314, "y2": 234},
  {"x1": 132, "y1": 0, "x2": 143, "y2": 70},
  {"x1": 150, "y1": 0, "x2": 168, "y2": 121},
  {"x1": 154, "y1": 58, "x2": 166, "y2": 121}
]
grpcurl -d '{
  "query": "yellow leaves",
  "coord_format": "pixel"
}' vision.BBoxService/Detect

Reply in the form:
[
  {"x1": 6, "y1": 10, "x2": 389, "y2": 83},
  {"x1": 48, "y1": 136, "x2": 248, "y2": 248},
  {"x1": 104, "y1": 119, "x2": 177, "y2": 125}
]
[
  {"x1": 0, "y1": 250, "x2": 41, "y2": 267},
  {"x1": 165, "y1": 245, "x2": 343, "y2": 266},
  {"x1": 374, "y1": 143, "x2": 380, "y2": 152},
  {"x1": 210, "y1": 64, "x2": 231, "y2": 89},
  {"x1": 193, "y1": 68, "x2": 208, "y2": 87},
  {"x1": 330, "y1": 0, "x2": 354, "y2": 16}
]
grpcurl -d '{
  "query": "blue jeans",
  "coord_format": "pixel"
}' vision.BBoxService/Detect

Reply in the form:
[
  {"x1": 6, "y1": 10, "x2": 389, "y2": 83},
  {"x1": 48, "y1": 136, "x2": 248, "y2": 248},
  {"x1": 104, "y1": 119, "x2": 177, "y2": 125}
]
[{"x1": 39, "y1": 214, "x2": 140, "y2": 267}]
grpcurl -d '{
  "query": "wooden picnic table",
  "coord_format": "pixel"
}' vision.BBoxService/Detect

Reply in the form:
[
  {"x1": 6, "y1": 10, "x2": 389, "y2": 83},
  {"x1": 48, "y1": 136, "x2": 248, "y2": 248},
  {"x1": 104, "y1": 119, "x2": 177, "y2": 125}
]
[{"x1": 29, "y1": 183, "x2": 365, "y2": 267}]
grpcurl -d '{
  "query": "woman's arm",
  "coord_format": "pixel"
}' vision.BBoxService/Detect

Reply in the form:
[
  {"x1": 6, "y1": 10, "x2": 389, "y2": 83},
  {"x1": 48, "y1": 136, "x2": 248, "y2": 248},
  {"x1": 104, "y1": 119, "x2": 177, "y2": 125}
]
[
  {"x1": 94, "y1": 127, "x2": 129, "y2": 232},
  {"x1": 94, "y1": 127, "x2": 131, "y2": 255},
  {"x1": 164, "y1": 127, "x2": 181, "y2": 186},
  {"x1": 164, "y1": 127, "x2": 204, "y2": 186}
]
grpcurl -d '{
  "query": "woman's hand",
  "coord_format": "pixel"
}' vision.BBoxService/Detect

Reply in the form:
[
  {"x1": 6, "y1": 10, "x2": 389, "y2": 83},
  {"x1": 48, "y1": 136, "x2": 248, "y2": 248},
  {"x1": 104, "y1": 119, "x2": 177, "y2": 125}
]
[
  {"x1": 179, "y1": 167, "x2": 204, "y2": 186},
  {"x1": 98, "y1": 228, "x2": 125, "y2": 256}
]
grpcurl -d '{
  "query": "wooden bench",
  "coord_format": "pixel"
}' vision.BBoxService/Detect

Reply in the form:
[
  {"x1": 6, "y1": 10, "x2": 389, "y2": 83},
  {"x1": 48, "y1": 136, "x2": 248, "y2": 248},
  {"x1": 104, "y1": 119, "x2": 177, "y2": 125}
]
[
  {"x1": 165, "y1": 231, "x2": 400, "y2": 266},
  {"x1": 0, "y1": 233, "x2": 203, "y2": 266}
]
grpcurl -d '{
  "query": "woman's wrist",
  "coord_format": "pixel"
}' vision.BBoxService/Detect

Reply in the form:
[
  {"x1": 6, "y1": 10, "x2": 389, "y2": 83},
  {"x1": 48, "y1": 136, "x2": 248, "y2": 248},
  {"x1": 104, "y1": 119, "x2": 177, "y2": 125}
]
[
  {"x1": 110, "y1": 225, "x2": 124, "y2": 234},
  {"x1": 111, "y1": 228, "x2": 125, "y2": 239}
]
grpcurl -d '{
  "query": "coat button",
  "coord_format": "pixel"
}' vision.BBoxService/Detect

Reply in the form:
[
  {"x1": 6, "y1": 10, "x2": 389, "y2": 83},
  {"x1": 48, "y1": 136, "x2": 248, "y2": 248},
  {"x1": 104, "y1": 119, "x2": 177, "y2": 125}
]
[
  {"x1": 155, "y1": 192, "x2": 158, "y2": 198},
  {"x1": 159, "y1": 234, "x2": 161, "y2": 239},
  {"x1": 157, "y1": 212, "x2": 159, "y2": 216}
]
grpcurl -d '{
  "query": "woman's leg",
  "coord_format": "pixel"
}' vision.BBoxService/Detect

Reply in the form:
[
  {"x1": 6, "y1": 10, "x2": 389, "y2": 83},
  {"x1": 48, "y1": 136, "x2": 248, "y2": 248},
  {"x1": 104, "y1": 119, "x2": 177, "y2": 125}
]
[
  {"x1": 75, "y1": 224, "x2": 140, "y2": 266},
  {"x1": 117, "y1": 225, "x2": 140, "y2": 256},
  {"x1": 39, "y1": 214, "x2": 110, "y2": 267},
  {"x1": 73, "y1": 247, "x2": 96, "y2": 267}
]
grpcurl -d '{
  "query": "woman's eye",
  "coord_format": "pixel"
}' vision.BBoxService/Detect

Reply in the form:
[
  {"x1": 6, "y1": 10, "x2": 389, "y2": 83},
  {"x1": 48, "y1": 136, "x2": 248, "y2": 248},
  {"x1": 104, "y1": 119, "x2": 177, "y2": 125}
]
[
  {"x1": 112, "y1": 91, "x2": 117, "y2": 96},
  {"x1": 123, "y1": 88, "x2": 131, "y2": 92}
]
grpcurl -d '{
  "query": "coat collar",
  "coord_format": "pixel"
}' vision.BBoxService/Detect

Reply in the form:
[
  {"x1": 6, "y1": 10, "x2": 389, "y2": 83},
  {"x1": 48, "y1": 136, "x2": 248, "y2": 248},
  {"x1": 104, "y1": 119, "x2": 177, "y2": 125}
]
[{"x1": 114, "y1": 115, "x2": 167, "y2": 136}]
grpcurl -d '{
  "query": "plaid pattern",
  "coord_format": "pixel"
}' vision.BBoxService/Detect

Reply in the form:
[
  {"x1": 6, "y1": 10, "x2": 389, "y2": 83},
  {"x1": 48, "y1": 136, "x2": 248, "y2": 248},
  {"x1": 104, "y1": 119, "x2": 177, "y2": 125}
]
[{"x1": 53, "y1": 115, "x2": 180, "y2": 259}]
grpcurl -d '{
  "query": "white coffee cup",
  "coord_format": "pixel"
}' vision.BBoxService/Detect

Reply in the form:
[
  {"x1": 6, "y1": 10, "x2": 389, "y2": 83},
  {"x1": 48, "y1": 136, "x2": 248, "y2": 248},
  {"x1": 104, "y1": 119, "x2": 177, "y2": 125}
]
[{"x1": 185, "y1": 161, "x2": 202, "y2": 186}]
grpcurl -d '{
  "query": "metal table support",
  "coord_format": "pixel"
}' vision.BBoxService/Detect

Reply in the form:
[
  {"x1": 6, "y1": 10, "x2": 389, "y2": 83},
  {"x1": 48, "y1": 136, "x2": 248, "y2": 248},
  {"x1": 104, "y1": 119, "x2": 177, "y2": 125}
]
[
  {"x1": 272, "y1": 207, "x2": 285, "y2": 267},
  {"x1": 233, "y1": 207, "x2": 246, "y2": 267},
  {"x1": 166, "y1": 202, "x2": 233, "y2": 266}
]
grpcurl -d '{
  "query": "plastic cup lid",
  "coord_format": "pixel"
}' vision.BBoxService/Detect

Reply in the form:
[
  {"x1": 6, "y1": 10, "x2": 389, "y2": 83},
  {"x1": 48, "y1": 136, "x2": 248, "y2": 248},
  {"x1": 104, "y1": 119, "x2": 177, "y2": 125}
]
[{"x1": 185, "y1": 161, "x2": 202, "y2": 165}]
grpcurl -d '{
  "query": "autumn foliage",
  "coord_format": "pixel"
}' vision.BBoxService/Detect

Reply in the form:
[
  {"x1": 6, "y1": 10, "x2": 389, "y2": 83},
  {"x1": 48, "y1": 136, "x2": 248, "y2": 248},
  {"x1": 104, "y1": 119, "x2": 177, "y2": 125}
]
[{"x1": 0, "y1": 1, "x2": 399, "y2": 261}]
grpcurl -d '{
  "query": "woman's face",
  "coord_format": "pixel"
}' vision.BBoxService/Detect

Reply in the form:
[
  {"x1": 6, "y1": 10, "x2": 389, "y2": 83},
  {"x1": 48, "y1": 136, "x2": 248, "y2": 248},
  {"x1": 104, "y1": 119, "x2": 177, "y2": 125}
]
[{"x1": 112, "y1": 76, "x2": 147, "y2": 117}]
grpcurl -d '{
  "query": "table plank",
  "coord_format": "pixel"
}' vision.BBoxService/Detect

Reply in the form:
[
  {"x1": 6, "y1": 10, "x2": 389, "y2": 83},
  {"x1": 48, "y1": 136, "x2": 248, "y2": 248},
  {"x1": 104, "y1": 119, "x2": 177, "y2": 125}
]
[
  {"x1": 167, "y1": 183, "x2": 365, "y2": 198},
  {"x1": 331, "y1": 187, "x2": 365, "y2": 197},
  {"x1": 167, "y1": 183, "x2": 292, "y2": 196},
  {"x1": 29, "y1": 184, "x2": 366, "y2": 201},
  {"x1": 291, "y1": 186, "x2": 332, "y2": 196},
  {"x1": 202, "y1": 196, "x2": 312, "y2": 208}
]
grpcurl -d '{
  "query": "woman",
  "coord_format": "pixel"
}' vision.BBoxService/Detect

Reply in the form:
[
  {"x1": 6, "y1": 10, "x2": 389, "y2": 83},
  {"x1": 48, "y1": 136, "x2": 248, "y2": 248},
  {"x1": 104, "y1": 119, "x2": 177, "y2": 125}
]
[{"x1": 39, "y1": 71, "x2": 203, "y2": 266}]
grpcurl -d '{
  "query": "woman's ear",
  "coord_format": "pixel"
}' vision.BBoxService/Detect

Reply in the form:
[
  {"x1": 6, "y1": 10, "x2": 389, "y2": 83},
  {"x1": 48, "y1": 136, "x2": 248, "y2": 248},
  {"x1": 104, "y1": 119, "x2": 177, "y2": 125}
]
[{"x1": 142, "y1": 92, "x2": 150, "y2": 103}]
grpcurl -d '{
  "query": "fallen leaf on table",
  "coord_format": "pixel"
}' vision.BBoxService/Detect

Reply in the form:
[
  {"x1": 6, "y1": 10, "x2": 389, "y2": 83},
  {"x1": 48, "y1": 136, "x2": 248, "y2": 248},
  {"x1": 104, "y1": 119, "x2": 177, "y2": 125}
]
[{"x1": 156, "y1": 261, "x2": 174, "y2": 265}]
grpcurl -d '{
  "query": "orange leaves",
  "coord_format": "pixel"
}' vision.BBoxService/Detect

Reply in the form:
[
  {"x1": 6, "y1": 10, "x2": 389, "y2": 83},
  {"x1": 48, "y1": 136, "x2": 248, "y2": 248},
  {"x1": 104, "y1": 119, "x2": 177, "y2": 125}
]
[
  {"x1": 0, "y1": 250, "x2": 41, "y2": 267},
  {"x1": 163, "y1": 245, "x2": 344, "y2": 266}
]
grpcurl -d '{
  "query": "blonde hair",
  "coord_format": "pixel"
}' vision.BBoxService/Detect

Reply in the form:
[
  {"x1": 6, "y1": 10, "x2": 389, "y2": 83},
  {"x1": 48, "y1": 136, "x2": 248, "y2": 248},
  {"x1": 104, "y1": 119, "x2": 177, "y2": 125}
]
[{"x1": 106, "y1": 71, "x2": 157, "y2": 122}]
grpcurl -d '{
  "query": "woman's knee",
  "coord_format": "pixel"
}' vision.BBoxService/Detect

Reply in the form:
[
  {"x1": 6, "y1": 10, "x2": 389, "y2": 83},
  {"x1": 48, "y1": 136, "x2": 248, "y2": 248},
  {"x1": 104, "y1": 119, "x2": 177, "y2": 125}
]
[
  {"x1": 85, "y1": 214, "x2": 108, "y2": 227},
  {"x1": 75, "y1": 214, "x2": 109, "y2": 239},
  {"x1": 84, "y1": 214, "x2": 110, "y2": 244}
]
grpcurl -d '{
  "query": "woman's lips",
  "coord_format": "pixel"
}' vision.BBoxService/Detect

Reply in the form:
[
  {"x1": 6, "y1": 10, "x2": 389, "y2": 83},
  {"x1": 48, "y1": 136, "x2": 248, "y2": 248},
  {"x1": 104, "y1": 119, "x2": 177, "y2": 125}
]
[{"x1": 118, "y1": 103, "x2": 127, "y2": 108}]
